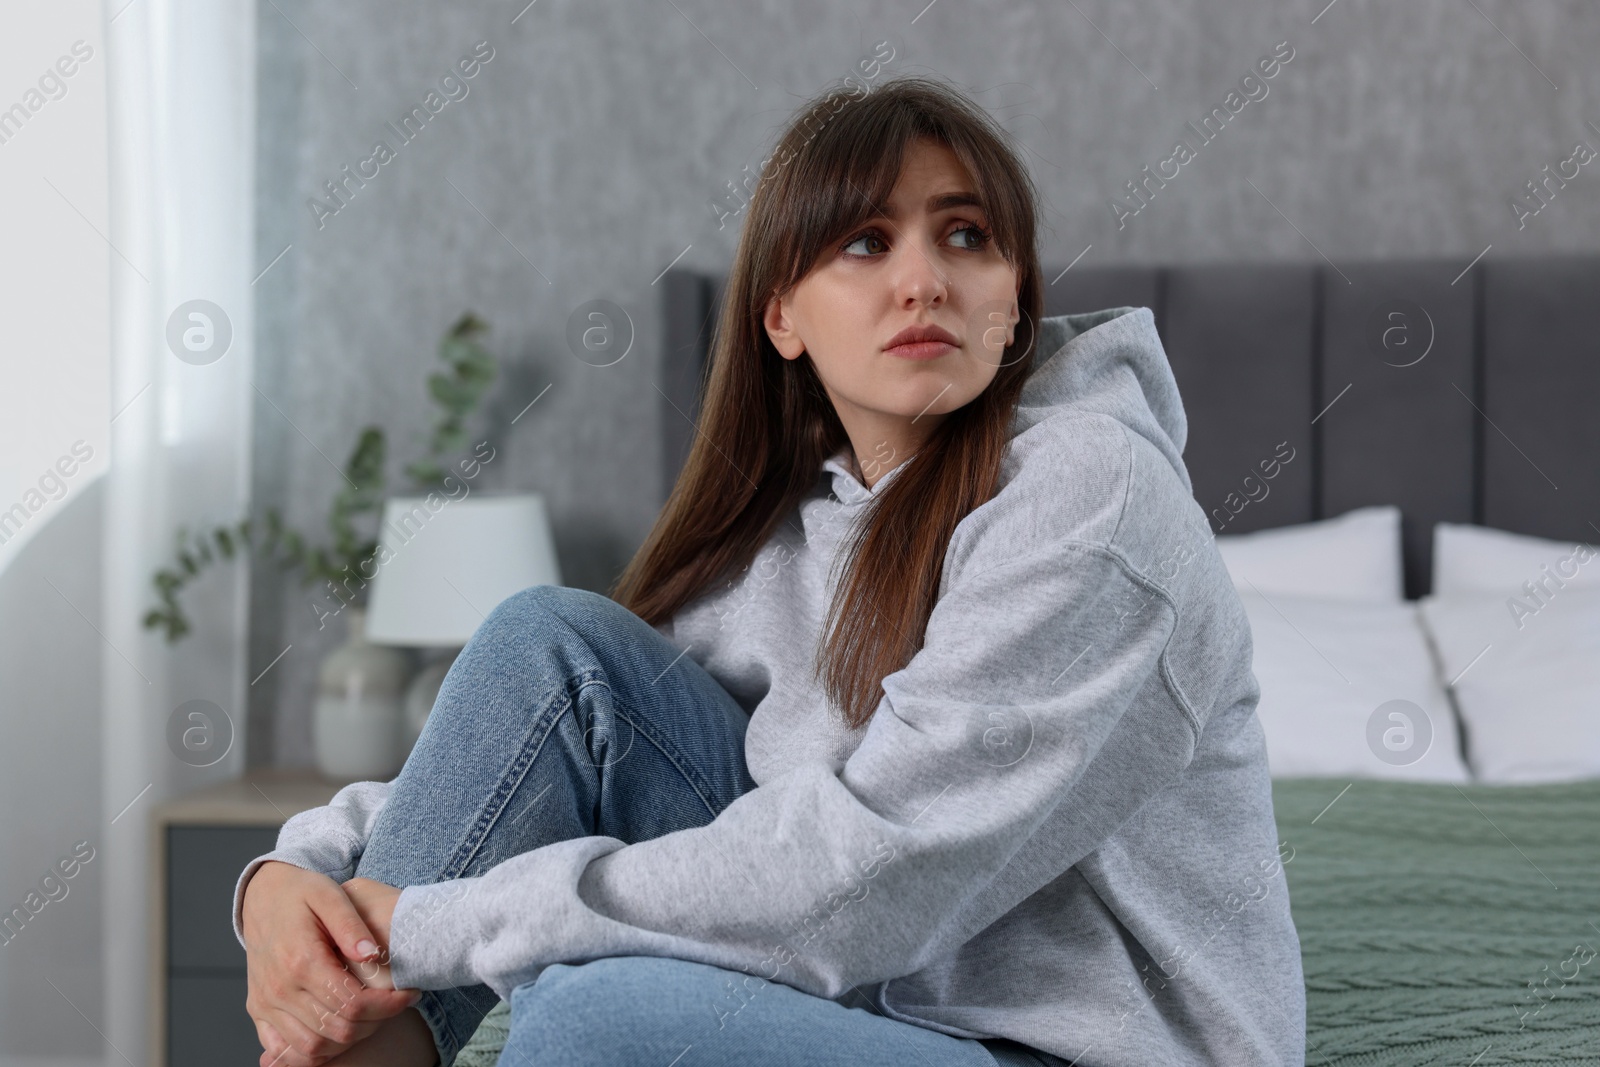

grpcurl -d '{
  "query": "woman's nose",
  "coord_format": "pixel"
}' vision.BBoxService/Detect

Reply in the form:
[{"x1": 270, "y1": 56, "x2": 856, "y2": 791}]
[{"x1": 892, "y1": 242, "x2": 950, "y2": 307}]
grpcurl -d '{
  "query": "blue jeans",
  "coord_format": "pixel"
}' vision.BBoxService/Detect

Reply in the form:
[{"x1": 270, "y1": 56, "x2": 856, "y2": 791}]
[{"x1": 354, "y1": 585, "x2": 1062, "y2": 1067}]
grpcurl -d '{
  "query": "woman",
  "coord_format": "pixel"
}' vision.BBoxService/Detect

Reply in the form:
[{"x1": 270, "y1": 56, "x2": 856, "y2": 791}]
[{"x1": 237, "y1": 76, "x2": 1305, "y2": 1067}]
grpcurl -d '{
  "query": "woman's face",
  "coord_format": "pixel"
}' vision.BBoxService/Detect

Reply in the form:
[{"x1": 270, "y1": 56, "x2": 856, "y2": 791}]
[{"x1": 763, "y1": 138, "x2": 1021, "y2": 480}]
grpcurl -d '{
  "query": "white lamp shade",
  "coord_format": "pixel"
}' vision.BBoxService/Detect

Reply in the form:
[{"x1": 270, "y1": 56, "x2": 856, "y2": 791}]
[{"x1": 365, "y1": 493, "x2": 562, "y2": 646}]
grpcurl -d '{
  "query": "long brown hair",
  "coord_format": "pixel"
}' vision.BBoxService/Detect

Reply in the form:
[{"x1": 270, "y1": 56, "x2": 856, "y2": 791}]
[{"x1": 610, "y1": 76, "x2": 1044, "y2": 729}]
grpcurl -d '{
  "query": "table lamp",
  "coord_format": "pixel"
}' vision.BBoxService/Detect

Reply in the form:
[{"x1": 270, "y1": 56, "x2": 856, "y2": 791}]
[{"x1": 365, "y1": 492, "x2": 563, "y2": 754}]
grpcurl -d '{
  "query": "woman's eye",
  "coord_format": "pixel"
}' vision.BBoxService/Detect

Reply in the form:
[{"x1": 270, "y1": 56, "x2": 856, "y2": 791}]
[
  {"x1": 950, "y1": 223, "x2": 992, "y2": 250},
  {"x1": 842, "y1": 231, "x2": 888, "y2": 257}
]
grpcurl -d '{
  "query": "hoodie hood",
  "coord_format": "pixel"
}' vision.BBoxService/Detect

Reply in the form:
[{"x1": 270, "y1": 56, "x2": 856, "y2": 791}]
[
  {"x1": 821, "y1": 305, "x2": 1189, "y2": 502},
  {"x1": 1014, "y1": 306, "x2": 1190, "y2": 494},
  {"x1": 820, "y1": 447, "x2": 910, "y2": 505}
]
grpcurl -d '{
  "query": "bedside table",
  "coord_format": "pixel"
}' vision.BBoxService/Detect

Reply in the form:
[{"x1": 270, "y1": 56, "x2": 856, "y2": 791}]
[{"x1": 149, "y1": 771, "x2": 344, "y2": 1067}]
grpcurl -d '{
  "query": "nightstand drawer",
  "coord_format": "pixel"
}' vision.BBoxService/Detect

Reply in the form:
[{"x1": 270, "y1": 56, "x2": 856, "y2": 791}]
[
  {"x1": 168, "y1": 972, "x2": 260, "y2": 1067},
  {"x1": 153, "y1": 774, "x2": 344, "y2": 1067},
  {"x1": 167, "y1": 825, "x2": 279, "y2": 969}
]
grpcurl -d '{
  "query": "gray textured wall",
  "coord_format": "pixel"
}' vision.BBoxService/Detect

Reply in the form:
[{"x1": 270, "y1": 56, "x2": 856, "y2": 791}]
[{"x1": 250, "y1": 0, "x2": 1600, "y2": 768}]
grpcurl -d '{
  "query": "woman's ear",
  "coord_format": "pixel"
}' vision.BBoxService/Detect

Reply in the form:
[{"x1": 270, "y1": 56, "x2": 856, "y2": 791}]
[
  {"x1": 1008, "y1": 273, "x2": 1022, "y2": 345},
  {"x1": 1002, "y1": 295, "x2": 1020, "y2": 348},
  {"x1": 763, "y1": 292, "x2": 805, "y2": 361}
]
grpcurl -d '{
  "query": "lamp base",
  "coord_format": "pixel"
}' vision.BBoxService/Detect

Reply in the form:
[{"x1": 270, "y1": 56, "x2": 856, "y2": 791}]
[{"x1": 313, "y1": 607, "x2": 410, "y2": 781}]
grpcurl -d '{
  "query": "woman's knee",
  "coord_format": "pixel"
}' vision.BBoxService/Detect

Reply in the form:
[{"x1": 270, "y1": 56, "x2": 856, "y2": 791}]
[
  {"x1": 514, "y1": 955, "x2": 718, "y2": 1007},
  {"x1": 462, "y1": 585, "x2": 590, "y2": 661},
  {"x1": 478, "y1": 584, "x2": 629, "y2": 645},
  {"x1": 480, "y1": 582, "x2": 572, "y2": 627},
  {"x1": 506, "y1": 956, "x2": 741, "y2": 1057}
]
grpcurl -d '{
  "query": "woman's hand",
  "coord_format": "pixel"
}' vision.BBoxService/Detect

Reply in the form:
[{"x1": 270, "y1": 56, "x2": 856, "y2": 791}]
[
  {"x1": 242, "y1": 861, "x2": 419, "y2": 1067},
  {"x1": 339, "y1": 878, "x2": 406, "y2": 989}
]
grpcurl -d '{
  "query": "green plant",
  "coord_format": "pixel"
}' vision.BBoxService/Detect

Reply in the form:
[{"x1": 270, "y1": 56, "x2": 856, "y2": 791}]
[
  {"x1": 143, "y1": 312, "x2": 498, "y2": 643},
  {"x1": 407, "y1": 311, "x2": 496, "y2": 484}
]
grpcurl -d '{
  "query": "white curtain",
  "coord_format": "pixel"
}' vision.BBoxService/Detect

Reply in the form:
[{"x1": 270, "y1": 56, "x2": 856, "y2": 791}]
[{"x1": 102, "y1": 1, "x2": 256, "y2": 1062}]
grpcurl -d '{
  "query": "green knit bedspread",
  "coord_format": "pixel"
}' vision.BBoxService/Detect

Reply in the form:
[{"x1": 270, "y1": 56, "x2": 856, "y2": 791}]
[
  {"x1": 1273, "y1": 776, "x2": 1600, "y2": 1066},
  {"x1": 454, "y1": 777, "x2": 1600, "y2": 1066},
  {"x1": 456, "y1": 1000, "x2": 510, "y2": 1067}
]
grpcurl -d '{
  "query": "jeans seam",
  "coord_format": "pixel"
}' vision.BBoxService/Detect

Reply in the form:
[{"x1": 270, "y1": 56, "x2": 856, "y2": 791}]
[
  {"x1": 439, "y1": 671, "x2": 591, "y2": 880},
  {"x1": 400, "y1": 679, "x2": 579, "y2": 1062},
  {"x1": 428, "y1": 661, "x2": 737, "y2": 887},
  {"x1": 604, "y1": 685, "x2": 727, "y2": 821},
  {"x1": 414, "y1": 988, "x2": 460, "y2": 1067}
]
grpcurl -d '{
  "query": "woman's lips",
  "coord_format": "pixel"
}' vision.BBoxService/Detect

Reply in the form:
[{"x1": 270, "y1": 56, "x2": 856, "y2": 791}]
[{"x1": 885, "y1": 340, "x2": 957, "y2": 360}]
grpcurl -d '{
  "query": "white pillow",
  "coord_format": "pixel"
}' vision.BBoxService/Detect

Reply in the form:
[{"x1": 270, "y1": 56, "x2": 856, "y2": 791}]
[
  {"x1": 1216, "y1": 506, "x2": 1403, "y2": 602},
  {"x1": 1432, "y1": 521, "x2": 1600, "y2": 596},
  {"x1": 1239, "y1": 591, "x2": 1468, "y2": 781},
  {"x1": 1418, "y1": 587, "x2": 1600, "y2": 783}
]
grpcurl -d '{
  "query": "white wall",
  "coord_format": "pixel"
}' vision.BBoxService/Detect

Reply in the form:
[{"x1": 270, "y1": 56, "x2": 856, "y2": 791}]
[
  {"x1": 2, "y1": 2, "x2": 259, "y2": 1062},
  {"x1": 0, "y1": 1, "x2": 110, "y2": 1062},
  {"x1": 0, "y1": 0, "x2": 108, "y2": 561}
]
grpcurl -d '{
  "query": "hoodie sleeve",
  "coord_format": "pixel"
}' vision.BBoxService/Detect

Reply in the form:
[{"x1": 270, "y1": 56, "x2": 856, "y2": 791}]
[
  {"x1": 231, "y1": 779, "x2": 394, "y2": 948},
  {"x1": 384, "y1": 537, "x2": 1201, "y2": 1000}
]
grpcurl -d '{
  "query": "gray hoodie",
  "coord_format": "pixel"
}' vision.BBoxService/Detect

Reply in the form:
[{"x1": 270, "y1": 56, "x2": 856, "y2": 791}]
[{"x1": 233, "y1": 307, "x2": 1306, "y2": 1066}]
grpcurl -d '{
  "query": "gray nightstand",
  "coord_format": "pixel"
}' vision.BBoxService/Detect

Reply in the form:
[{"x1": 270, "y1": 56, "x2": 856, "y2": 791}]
[{"x1": 150, "y1": 772, "x2": 343, "y2": 1067}]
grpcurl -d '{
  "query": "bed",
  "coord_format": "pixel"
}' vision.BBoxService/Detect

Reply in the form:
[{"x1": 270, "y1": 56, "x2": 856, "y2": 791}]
[
  {"x1": 456, "y1": 256, "x2": 1600, "y2": 1064},
  {"x1": 458, "y1": 778, "x2": 1600, "y2": 1065},
  {"x1": 1275, "y1": 777, "x2": 1600, "y2": 1064}
]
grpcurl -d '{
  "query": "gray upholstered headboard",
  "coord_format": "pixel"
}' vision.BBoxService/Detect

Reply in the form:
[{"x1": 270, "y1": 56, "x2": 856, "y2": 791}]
[{"x1": 660, "y1": 257, "x2": 1600, "y2": 598}]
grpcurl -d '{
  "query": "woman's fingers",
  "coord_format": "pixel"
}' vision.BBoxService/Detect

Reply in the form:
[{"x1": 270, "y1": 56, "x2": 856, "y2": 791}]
[
  {"x1": 339, "y1": 983, "x2": 422, "y2": 1022},
  {"x1": 250, "y1": 954, "x2": 373, "y2": 1062},
  {"x1": 253, "y1": 1004, "x2": 327, "y2": 1067},
  {"x1": 252, "y1": 921, "x2": 415, "y2": 1051},
  {"x1": 307, "y1": 878, "x2": 385, "y2": 970},
  {"x1": 340, "y1": 946, "x2": 396, "y2": 991},
  {"x1": 264, "y1": 940, "x2": 354, "y2": 1034},
  {"x1": 303, "y1": 927, "x2": 422, "y2": 1022},
  {"x1": 287, "y1": 919, "x2": 409, "y2": 1028},
  {"x1": 255, "y1": 1008, "x2": 330, "y2": 1067},
  {"x1": 319, "y1": 959, "x2": 421, "y2": 1022},
  {"x1": 254, "y1": 1017, "x2": 285, "y2": 1067},
  {"x1": 260, "y1": 991, "x2": 385, "y2": 1067}
]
